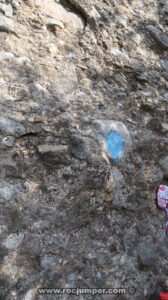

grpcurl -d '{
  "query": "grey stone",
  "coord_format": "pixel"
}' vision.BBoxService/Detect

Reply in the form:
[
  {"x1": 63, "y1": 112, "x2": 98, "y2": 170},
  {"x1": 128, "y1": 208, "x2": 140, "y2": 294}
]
[
  {"x1": 163, "y1": 92, "x2": 168, "y2": 101},
  {"x1": 47, "y1": 64, "x2": 78, "y2": 103},
  {"x1": 0, "y1": 116, "x2": 26, "y2": 137},
  {"x1": 161, "y1": 59, "x2": 168, "y2": 73},
  {"x1": 70, "y1": 135, "x2": 89, "y2": 160},
  {"x1": 35, "y1": 0, "x2": 84, "y2": 33},
  {"x1": 146, "y1": 25, "x2": 168, "y2": 49},
  {"x1": 11, "y1": 0, "x2": 20, "y2": 10},
  {"x1": 0, "y1": 3, "x2": 13, "y2": 17},
  {"x1": 65, "y1": 273, "x2": 76, "y2": 287},
  {"x1": 47, "y1": 17, "x2": 64, "y2": 30},
  {"x1": 38, "y1": 144, "x2": 70, "y2": 165},
  {"x1": 2, "y1": 136, "x2": 15, "y2": 147},
  {"x1": 92, "y1": 119, "x2": 132, "y2": 161},
  {"x1": 116, "y1": 14, "x2": 128, "y2": 27},
  {"x1": 79, "y1": 78, "x2": 92, "y2": 90},
  {"x1": 23, "y1": 289, "x2": 37, "y2": 300},
  {"x1": 3, "y1": 233, "x2": 24, "y2": 250},
  {"x1": 89, "y1": 6, "x2": 101, "y2": 23},
  {"x1": 70, "y1": 134, "x2": 103, "y2": 164},
  {"x1": 0, "y1": 15, "x2": 15, "y2": 33},
  {"x1": 40, "y1": 255, "x2": 56, "y2": 271},
  {"x1": 0, "y1": 181, "x2": 22, "y2": 202},
  {"x1": 0, "y1": 51, "x2": 14, "y2": 61},
  {"x1": 63, "y1": 166, "x2": 73, "y2": 178},
  {"x1": 111, "y1": 48, "x2": 128, "y2": 59}
]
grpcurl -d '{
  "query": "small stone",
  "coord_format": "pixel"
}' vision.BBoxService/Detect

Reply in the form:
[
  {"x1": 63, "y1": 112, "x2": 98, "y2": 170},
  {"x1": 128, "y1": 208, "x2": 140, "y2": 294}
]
[
  {"x1": 0, "y1": 15, "x2": 15, "y2": 33},
  {"x1": 65, "y1": 273, "x2": 76, "y2": 288},
  {"x1": 41, "y1": 255, "x2": 56, "y2": 271},
  {"x1": 70, "y1": 135, "x2": 89, "y2": 160},
  {"x1": 2, "y1": 136, "x2": 15, "y2": 147},
  {"x1": 89, "y1": 6, "x2": 101, "y2": 23},
  {"x1": 11, "y1": 0, "x2": 20, "y2": 10},
  {"x1": 163, "y1": 92, "x2": 168, "y2": 101},
  {"x1": 70, "y1": 134, "x2": 102, "y2": 164},
  {"x1": 3, "y1": 233, "x2": 24, "y2": 250},
  {"x1": 161, "y1": 59, "x2": 168, "y2": 73},
  {"x1": 132, "y1": 33, "x2": 142, "y2": 46},
  {"x1": 0, "y1": 181, "x2": 22, "y2": 202},
  {"x1": 47, "y1": 17, "x2": 64, "y2": 30},
  {"x1": 38, "y1": 144, "x2": 70, "y2": 165},
  {"x1": 162, "y1": 123, "x2": 168, "y2": 133},
  {"x1": 47, "y1": 43, "x2": 58, "y2": 57},
  {"x1": 63, "y1": 166, "x2": 73, "y2": 179},
  {"x1": 0, "y1": 51, "x2": 14, "y2": 61},
  {"x1": 92, "y1": 120, "x2": 132, "y2": 163},
  {"x1": 24, "y1": 289, "x2": 36, "y2": 300},
  {"x1": 47, "y1": 64, "x2": 78, "y2": 103},
  {"x1": 111, "y1": 48, "x2": 128, "y2": 59},
  {"x1": 79, "y1": 78, "x2": 92, "y2": 90},
  {"x1": 0, "y1": 116, "x2": 26, "y2": 137},
  {"x1": 0, "y1": 3, "x2": 13, "y2": 17},
  {"x1": 146, "y1": 25, "x2": 168, "y2": 49},
  {"x1": 35, "y1": 0, "x2": 84, "y2": 33},
  {"x1": 116, "y1": 14, "x2": 128, "y2": 27}
]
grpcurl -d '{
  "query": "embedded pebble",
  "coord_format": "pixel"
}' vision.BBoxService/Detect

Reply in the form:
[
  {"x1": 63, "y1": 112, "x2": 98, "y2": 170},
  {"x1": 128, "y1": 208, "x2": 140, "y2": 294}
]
[
  {"x1": 92, "y1": 119, "x2": 132, "y2": 162},
  {"x1": 3, "y1": 233, "x2": 24, "y2": 250},
  {"x1": 0, "y1": 116, "x2": 26, "y2": 137},
  {"x1": 0, "y1": 181, "x2": 22, "y2": 202},
  {"x1": 2, "y1": 136, "x2": 15, "y2": 147}
]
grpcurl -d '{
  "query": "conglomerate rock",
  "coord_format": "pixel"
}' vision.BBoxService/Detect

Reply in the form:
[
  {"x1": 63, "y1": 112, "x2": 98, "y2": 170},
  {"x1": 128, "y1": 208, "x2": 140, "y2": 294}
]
[{"x1": 0, "y1": 0, "x2": 168, "y2": 299}]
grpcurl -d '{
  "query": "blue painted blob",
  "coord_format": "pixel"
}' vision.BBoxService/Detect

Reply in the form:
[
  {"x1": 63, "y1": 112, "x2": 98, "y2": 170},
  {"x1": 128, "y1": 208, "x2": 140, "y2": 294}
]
[{"x1": 106, "y1": 131, "x2": 123, "y2": 162}]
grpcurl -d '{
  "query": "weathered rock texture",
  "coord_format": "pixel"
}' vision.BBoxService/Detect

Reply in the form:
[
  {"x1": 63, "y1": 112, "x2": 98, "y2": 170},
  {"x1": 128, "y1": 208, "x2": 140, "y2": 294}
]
[{"x1": 0, "y1": 0, "x2": 168, "y2": 299}]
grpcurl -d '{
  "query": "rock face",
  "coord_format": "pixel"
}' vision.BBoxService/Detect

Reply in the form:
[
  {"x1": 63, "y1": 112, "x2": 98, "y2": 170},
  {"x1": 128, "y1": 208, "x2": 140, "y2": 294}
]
[{"x1": 0, "y1": 0, "x2": 168, "y2": 299}]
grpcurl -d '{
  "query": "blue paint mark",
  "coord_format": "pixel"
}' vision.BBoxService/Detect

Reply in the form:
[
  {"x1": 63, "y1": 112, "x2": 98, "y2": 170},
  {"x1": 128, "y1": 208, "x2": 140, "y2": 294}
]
[{"x1": 106, "y1": 131, "x2": 123, "y2": 162}]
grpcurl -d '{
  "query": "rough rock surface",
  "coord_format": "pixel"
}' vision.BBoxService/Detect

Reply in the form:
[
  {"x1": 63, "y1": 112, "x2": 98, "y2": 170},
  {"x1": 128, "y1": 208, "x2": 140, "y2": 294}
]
[{"x1": 0, "y1": 0, "x2": 168, "y2": 299}]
